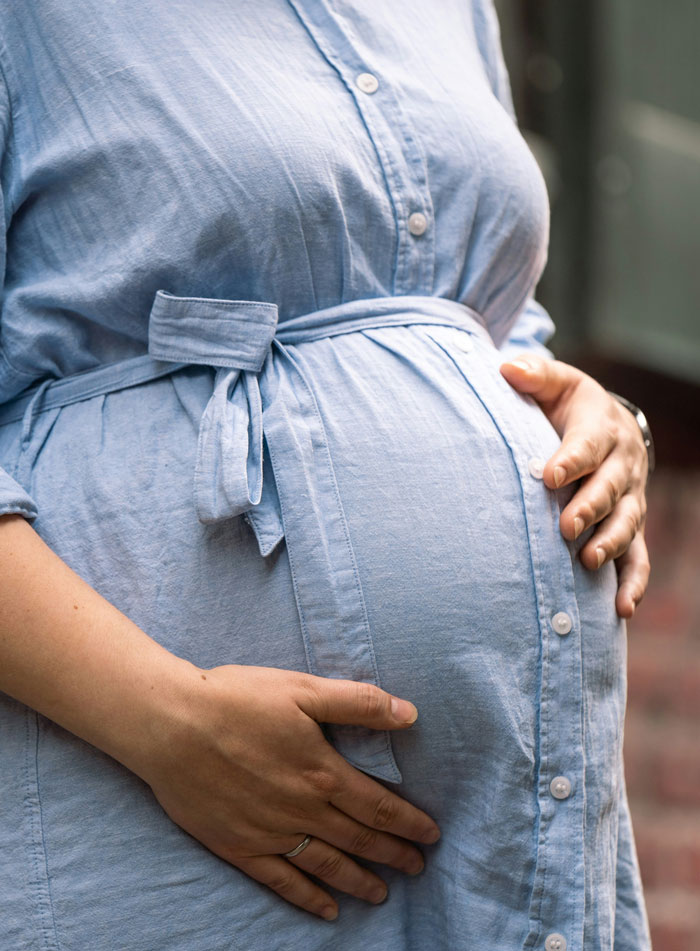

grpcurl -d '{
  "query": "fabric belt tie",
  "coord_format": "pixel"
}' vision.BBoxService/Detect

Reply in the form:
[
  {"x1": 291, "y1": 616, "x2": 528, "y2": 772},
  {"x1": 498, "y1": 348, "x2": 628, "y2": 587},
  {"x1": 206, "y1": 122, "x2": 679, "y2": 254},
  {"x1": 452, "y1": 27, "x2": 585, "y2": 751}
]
[
  {"x1": 15, "y1": 291, "x2": 489, "y2": 782},
  {"x1": 148, "y1": 291, "x2": 488, "y2": 543}
]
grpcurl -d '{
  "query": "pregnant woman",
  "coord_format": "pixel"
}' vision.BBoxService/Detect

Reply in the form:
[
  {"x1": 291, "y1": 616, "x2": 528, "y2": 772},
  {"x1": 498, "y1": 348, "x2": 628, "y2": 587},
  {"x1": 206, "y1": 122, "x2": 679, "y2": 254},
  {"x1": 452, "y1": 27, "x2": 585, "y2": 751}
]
[{"x1": 0, "y1": 2, "x2": 651, "y2": 949}]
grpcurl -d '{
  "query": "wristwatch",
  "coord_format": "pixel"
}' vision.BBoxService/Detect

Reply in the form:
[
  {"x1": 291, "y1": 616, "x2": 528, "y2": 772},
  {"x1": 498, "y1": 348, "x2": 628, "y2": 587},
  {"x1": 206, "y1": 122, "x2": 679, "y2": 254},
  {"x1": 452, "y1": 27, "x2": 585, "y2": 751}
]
[{"x1": 608, "y1": 392, "x2": 655, "y2": 477}]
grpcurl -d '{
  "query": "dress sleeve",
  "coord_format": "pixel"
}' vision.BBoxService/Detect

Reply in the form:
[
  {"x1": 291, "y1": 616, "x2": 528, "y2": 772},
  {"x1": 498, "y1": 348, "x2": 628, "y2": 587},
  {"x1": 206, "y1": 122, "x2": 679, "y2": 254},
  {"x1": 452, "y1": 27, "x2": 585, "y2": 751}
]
[
  {"x1": 472, "y1": 0, "x2": 556, "y2": 361},
  {"x1": 498, "y1": 298, "x2": 556, "y2": 362},
  {"x1": 0, "y1": 62, "x2": 39, "y2": 521}
]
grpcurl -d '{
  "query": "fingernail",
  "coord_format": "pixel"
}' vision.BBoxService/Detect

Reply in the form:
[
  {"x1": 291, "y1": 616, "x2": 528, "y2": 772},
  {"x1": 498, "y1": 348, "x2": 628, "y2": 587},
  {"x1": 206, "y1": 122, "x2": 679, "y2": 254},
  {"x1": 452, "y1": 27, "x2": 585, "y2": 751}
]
[
  {"x1": 369, "y1": 886, "x2": 388, "y2": 904},
  {"x1": 321, "y1": 906, "x2": 338, "y2": 921},
  {"x1": 573, "y1": 516, "x2": 584, "y2": 539},
  {"x1": 391, "y1": 697, "x2": 418, "y2": 724},
  {"x1": 420, "y1": 826, "x2": 441, "y2": 845},
  {"x1": 595, "y1": 547, "x2": 605, "y2": 568},
  {"x1": 508, "y1": 359, "x2": 532, "y2": 371},
  {"x1": 404, "y1": 856, "x2": 425, "y2": 876},
  {"x1": 553, "y1": 465, "x2": 566, "y2": 488}
]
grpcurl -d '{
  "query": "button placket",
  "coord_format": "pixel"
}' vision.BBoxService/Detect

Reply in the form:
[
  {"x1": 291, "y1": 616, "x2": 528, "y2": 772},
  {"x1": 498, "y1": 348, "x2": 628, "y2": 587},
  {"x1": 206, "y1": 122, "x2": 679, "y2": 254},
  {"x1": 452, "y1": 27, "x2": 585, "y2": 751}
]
[
  {"x1": 535, "y1": 510, "x2": 584, "y2": 941},
  {"x1": 523, "y1": 441, "x2": 581, "y2": 938},
  {"x1": 472, "y1": 376, "x2": 587, "y2": 946},
  {"x1": 287, "y1": 0, "x2": 435, "y2": 296}
]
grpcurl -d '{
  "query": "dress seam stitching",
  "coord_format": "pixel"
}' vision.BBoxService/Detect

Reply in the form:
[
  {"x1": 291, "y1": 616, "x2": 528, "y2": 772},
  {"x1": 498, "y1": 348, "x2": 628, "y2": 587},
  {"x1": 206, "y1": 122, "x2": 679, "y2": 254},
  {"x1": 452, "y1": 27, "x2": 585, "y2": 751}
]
[{"x1": 23, "y1": 711, "x2": 61, "y2": 951}]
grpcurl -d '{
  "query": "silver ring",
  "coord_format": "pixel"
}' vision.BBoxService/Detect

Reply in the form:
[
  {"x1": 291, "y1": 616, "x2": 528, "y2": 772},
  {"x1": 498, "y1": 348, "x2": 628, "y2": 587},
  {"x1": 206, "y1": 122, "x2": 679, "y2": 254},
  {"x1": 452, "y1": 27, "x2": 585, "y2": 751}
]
[{"x1": 284, "y1": 835, "x2": 312, "y2": 858}]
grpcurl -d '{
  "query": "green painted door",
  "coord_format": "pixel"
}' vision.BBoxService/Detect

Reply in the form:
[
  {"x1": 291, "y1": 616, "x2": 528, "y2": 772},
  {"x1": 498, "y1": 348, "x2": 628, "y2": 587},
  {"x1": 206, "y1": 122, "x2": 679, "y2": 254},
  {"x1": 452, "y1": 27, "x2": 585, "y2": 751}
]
[{"x1": 590, "y1": 0, "x2": 700, "y2": 382}]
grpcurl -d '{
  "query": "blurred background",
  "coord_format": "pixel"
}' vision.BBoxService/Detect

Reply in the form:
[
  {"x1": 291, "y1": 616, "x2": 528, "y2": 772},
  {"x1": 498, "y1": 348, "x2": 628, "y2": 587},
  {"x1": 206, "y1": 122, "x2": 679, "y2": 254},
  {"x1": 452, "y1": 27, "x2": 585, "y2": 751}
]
[{"x1": 494, "y1": 0, "x2": 700, "y2": 945}]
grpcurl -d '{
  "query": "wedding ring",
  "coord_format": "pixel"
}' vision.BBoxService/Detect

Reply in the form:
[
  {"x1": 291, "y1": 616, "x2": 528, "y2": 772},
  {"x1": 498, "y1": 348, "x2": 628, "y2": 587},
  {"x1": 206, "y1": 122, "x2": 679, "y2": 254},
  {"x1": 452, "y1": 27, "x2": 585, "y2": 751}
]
[{"x1": 284, "y1": 834, "x2": 312, "y2": 858}]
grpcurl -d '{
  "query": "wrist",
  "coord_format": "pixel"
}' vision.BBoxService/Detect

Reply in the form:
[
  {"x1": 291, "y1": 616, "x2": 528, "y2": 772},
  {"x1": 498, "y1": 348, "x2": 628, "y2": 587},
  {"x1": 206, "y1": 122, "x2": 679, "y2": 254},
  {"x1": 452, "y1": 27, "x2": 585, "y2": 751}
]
[
  {"x1": 608, "y1": 392, "x2": 655, "y2": 477},
  {"x1": 99, "y1": 651, "x2": 205, "y2": 779}
]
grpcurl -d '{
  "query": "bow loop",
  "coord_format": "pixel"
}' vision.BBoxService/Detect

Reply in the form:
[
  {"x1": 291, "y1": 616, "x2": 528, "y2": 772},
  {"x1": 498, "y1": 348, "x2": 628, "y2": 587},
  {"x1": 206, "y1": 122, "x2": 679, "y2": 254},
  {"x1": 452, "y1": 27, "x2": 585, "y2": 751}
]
[
  {"x1": 148, "y1": 290, "x2": 278, "y2": 370},
  {"x1": 194, "y1": 368, "x2": 266, "y2": 524}
]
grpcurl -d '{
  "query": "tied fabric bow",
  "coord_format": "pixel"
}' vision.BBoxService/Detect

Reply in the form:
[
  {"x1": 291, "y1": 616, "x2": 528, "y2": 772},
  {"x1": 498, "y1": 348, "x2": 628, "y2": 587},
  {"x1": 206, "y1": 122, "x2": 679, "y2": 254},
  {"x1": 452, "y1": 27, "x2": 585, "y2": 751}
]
[{"x1": 148, "y1": 289, "x2": 278, "y2": 535}]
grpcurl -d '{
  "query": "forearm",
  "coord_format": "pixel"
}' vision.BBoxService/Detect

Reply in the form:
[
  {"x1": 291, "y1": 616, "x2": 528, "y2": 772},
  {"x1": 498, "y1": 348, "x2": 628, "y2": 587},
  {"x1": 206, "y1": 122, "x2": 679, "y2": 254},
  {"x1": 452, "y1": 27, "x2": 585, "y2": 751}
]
[{"x1": 0, "y1": 514, "x2": 195, "y2": 774}]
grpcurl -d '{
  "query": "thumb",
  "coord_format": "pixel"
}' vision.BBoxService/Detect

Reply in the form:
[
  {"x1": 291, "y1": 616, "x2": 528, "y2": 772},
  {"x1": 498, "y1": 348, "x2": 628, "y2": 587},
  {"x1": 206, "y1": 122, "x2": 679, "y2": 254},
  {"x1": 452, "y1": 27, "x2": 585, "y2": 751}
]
[
  {"x1": 500, "y1": 354, "x2": 581, "y2": 403},
  {"x1": 297, "y1": 677, "x2": 418, "y2": 730}
]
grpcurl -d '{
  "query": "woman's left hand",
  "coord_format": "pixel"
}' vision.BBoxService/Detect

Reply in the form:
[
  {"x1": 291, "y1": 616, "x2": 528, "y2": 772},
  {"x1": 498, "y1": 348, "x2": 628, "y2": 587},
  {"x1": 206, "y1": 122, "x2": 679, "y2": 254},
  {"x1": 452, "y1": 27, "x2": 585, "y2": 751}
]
[{"x1": 500, "y1": 355, "x2": 651, "y2": 620}]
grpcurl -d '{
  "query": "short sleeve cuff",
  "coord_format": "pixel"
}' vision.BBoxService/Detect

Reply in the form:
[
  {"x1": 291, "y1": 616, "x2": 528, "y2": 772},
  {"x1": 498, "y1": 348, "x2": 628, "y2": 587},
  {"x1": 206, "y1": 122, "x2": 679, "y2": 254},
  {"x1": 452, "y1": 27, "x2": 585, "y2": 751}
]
[
  {"x1": 0, "y1": 468, "x2": 38, "y2": 519},
  {"x1": 499, "y1": 299, "x2": 556, "y2": 363}
]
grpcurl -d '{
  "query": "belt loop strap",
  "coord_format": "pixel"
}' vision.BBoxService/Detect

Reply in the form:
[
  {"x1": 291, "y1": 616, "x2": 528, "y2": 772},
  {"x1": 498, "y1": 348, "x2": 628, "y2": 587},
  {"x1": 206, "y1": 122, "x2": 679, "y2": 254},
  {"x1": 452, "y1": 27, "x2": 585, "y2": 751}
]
[
  {"x1": 148, "y1": 290, "x2": 278, "y2": 371},
  {"x1": 20, "y1": 380, "x2": 52, "y2": 448}
]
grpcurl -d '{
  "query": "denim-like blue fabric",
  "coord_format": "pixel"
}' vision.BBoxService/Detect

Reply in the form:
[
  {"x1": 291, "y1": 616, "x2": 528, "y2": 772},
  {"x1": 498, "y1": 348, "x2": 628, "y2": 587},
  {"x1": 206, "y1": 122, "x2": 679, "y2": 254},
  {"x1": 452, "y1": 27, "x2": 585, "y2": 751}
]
[{"x1": 0, "y1": 1, "x2": 650, "y2": 949}]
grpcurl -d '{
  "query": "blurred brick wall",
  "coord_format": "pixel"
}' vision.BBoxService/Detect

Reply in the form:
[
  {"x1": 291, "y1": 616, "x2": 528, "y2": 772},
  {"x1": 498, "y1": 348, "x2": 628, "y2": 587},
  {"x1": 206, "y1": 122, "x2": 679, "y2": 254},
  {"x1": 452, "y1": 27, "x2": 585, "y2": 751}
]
[{"x1": 626, "y1": 468, "x2": 700, "y2": 949}]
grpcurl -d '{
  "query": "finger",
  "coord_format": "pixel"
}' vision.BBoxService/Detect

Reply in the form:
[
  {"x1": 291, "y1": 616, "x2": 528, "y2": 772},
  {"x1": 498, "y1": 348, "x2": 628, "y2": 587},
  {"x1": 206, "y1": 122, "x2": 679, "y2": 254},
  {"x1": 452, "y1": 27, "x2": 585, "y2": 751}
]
[
  {"x1": 558, "y1": 456, "x2": 631, "y2": 541},
  {"x1": 316, "y1": 805, "x2": 426, "y2": 875},
  {"x1": 499, "y1": 355, "x2": 583, "y2": 404},
  {"x1": 329, "y1": 760, "x2": 440, "y2": 845},
  {"x1": 544, "y1": 390, "x2": 648, "y2": 492},
  {"x1": 614, "y1": 533, "x2": 651, "y2": 620},
  {"x1": 543, "y1": 423, "x2": 617, "y2": 491},
  {"x1": 579, "y1": 495, "x2": 644, "y2": 571},
  {"x1": 237, "y1": 854, "x2": 339, "y2": 921},
  {"x1": 295, "y1": 676, "x2": 418, "y2": 730},
  {"x1": 289, "y1": 837, "x2": 388, "y2": 904}
]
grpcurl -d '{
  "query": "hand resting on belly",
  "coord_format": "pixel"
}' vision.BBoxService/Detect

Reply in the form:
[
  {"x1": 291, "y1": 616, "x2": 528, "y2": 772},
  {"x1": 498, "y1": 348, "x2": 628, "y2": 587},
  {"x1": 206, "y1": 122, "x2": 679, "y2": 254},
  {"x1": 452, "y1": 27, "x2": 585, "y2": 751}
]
[{"x1": 501, "y1": 356, "x2": 650, "y2": 619}]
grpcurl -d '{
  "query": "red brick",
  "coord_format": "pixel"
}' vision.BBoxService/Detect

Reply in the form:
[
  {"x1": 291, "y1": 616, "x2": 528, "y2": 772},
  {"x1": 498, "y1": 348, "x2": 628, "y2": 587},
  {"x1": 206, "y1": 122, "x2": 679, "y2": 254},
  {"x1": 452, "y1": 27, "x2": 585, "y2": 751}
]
[
  {"x1": 627, "y1": 632, "x2": 700, "y2": 717},
  {"x1": 630, "y1": 595, "x2": 692, "y2": 640},
  {"x1": 620, "y1": 471, "x2": 700, "y2": 949},
  {"x1": 630, "y1": 471, "x2": 700, "y2": 646},
  {"x1": 631, "y1": 807, "x2": 700, "y2": 890},
  {"x1": 625, "y1": 713, "x2": 700, "y2": 808},
  {"x1": 643, "y1": 888, "x2": 700, "y2": 951}
]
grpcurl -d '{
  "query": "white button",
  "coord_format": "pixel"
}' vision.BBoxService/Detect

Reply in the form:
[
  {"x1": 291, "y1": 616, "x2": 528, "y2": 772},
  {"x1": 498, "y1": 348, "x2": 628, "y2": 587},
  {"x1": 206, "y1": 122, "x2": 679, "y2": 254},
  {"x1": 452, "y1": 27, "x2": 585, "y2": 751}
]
[
  {"x1": 528, "y1": 457, "x2": 545, "y2": 479},
  {"x1": 550, "y1": 776, "x2": 572, "y2": 800},
  {"x1": 408, "y1": 212, "x2": 428, "y2": 236},
  {"x1": 453, "y1": 333, "x2": 473, "y2": 354},
  {"x1": 356, "y1": 72, "x2": 379, "y2": 94},
  {"x1": 551, "y1": 612, "x2": 572, "y2": 636},
  {"x1": 545, "y1": 934, "x2": 567, "y2": 951}
]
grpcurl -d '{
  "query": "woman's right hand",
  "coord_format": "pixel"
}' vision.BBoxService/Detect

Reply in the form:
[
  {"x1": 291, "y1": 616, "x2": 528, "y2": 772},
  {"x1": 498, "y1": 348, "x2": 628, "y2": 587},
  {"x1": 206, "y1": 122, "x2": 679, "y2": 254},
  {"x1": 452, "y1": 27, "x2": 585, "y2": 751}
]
[
  {"x1": 134, "y1": 665, "x2": 440, "y2": 921},
  {"x1": 0, "y1": 517, "x2": 437, "y2": 921}
]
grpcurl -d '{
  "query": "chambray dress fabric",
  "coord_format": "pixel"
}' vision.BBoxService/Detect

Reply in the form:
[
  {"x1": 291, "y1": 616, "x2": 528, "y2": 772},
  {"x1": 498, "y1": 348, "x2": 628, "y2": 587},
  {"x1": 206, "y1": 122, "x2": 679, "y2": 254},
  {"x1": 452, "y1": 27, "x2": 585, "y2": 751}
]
[{"x1": 0, "y1": 1, "x2": 650, "y2": 949}]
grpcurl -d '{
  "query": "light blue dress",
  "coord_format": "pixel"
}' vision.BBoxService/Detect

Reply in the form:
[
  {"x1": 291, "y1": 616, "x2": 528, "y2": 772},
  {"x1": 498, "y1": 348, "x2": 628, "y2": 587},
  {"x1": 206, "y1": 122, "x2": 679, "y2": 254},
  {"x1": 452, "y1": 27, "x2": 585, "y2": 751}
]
[{"x1": 0, "y1": 1, "x2": 650, "y2": 948}]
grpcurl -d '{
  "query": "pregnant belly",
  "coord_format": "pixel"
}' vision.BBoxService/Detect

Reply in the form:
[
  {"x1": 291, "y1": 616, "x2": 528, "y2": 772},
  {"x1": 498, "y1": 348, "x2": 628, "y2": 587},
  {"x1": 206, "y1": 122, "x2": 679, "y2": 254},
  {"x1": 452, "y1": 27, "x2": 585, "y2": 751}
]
[
  {"x1": 0, "y1": 322, "x2": 628, "y2": 945},
  {"x1": 291, "y1": 323, "x2": 625, "y2": 799},
  {"x1": 291, "y1": 325, "x2": 560, "y2": 787},
  {"x1": 291, "y1": 326, "x2": 628, "y2": 932},
  {"x1": 1, "y1": 322, "x2": 623, "y2": 781}
]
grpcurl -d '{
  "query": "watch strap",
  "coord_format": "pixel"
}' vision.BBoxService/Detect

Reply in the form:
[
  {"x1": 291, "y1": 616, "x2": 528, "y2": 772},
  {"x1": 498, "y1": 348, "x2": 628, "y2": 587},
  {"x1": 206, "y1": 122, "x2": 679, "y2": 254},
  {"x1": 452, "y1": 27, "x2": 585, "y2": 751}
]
[{"x1": 608, "y1": 392, "x2": 655, "y2": 477}]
